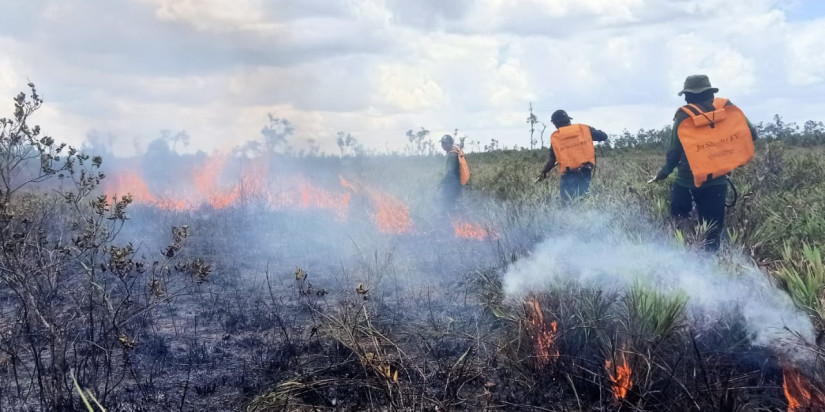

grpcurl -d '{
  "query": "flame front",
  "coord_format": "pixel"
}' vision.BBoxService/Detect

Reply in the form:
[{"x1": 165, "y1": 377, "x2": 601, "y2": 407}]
[
  {"x1": 526, "y1": 299, "x2": 559, "y2": 366},
  {"x1": 606, "y1": 350, "x2": 632, "y2": 401},
  {"x1": 103, "y1": 158, "x2": 418, "y2": 233},
  {"x1": 367, "y1": 189, "x2": 413, "y2": 234},
  {"x1": 339, "y1": 176, "x2": 412, "y2": 233},
  {"x1": 783, "y1": 367, "x2": 825, "y2": 412}
]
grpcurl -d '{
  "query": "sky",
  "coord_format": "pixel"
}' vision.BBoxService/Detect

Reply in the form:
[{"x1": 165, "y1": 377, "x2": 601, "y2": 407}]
[{"x1": 0, "y1": 0, "x2": 824, "y2": 155}]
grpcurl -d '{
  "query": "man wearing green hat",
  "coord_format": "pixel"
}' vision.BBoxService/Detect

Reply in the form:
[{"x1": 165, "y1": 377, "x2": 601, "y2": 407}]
[{"x1": 650, "y1": 74, "x2": 758, "y2": 252}]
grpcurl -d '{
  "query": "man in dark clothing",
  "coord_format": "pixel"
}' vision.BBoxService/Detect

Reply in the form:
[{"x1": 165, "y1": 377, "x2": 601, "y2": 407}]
[
  {"x1": 538, "y1": 110, "x2": 609, "y2": 204},
  {"x1": 650, "y1": 74, "x2": 758, "y2": 252},
  {"x1": 440, "y1": 134, "x2": 462, "y2": 213}
]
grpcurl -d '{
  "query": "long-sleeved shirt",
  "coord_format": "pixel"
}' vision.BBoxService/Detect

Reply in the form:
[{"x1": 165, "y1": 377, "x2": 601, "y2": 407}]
[
  {"x1": 542, "y1": 125, "x2": 609, "y2": 175},
  {"x1": 657, "y1": 99, "x2": 758, "y2": 188},
  {"x1": 441, "y1": 150, "x2": 461, "y2": 188}
]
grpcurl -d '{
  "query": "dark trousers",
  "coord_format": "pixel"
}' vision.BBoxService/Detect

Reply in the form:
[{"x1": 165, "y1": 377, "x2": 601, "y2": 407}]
[
  {"x1": 560, "y1": 169, "x2": 592, "y2": 205},
  {"x1": 670, "y1": 183, "x2": 727, "y2": 251},
  {"x1": 441, "y1": 183, "x2": 462, "y2": 215}
]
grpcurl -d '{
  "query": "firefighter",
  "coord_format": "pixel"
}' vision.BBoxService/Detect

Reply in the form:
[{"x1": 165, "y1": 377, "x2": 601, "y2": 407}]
[
  {"x1": 649, "y1": 74, "x2": 758, "y2": 252},
  {"x1": 439, "y1": 134, "x2": 470, "y2": 213},
  {"x1": 537, "y1": 110, "x2": 609, "y2": 204}
]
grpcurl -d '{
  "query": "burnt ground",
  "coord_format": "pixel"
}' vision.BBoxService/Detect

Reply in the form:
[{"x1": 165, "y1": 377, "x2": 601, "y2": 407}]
[{"x1": 2, "y1": 201, "x2": 822, "y2": 411}]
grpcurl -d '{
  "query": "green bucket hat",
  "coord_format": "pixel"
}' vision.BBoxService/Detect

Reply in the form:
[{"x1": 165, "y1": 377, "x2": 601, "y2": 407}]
[{"x1": 677, "y1": 74, "x2": 719, "y2": 96}]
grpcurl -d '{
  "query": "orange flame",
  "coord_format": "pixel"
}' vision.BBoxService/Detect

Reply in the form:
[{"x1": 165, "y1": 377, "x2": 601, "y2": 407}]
[
  {"x1": 105, "y1": 170, "x2": 156, "y2": 203},
  {"x1": 338, "y1": 175, "x2": 413, "y2": 232},
  {"x1": 367, "y1": 190, "x2": 413, "y2": 234},
  {"x1": 526, "y1": 299, "x2": 559, "y2": 366},
  {"x1": 783, "y1": 367, "x2": 825, "y2": 411},
  {"x1": 207, "y1": 185, "x2": 241, "y2": 209},
  {"x1": 299, "y1": 181, "x2": 351, "y2": 218},
  {"x1": 339, "y1": 175, "x2": 356, "y2": 191},
  {"x1": 102, "y1": 158, "x2": 416, "y2": 233},
  {"x1": 606, "y1": 350, "x2": 633, "y2": 401},
  {"x1": 191, "y1": 152, "x2": 247, "y2": 209},
  {"x1": 452, "y1": 220, "x2": 498, "y2": 240},
  {"x1": 192, "y1": 152, "x2": 229, "y2": 199}
]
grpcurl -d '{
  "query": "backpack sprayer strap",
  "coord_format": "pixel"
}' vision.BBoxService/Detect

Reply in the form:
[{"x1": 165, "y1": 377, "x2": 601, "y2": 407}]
[{"x1": 681, "y1": 103, "x2": 718, "y2": 128}]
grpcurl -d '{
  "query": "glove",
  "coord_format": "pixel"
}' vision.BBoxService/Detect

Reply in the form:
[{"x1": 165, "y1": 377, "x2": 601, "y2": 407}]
[{"x1": 648, "y1": 170, "x2": 668, "y2": 184}]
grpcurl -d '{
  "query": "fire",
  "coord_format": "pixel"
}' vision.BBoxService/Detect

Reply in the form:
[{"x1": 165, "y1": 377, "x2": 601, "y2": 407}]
[
  {"x1": 367, "y1": 189, "x2": 413, "y2": 234},
  {"x1": 783, "y1": 366, "x2": 825, "y2": 411},
  {"x1": 105, "y1": 170, "x2": 191, "y2": 210},
  {"x1": 190, "y1": 152, "x2": 248, "y2": 209},
  {"x1": 338, "y1": 175, "x2": 413, "y2": 233},
  {"x1": 606, "y1": 350, "x2": 633, "y2": 401},
  {"x1": 299, "y1": 181, "x2": 351, "y2": 218},
  {"x1": 206, "y1": 185, "x2": 241, "y2": 209},
  {"x1": 339, "y1": 175, "x2": 356, "y2": 191},
  {"x1": 105, "y1": 170, "x2": 156, "y2": 203},
  {"x1": 452, "y1": 220, "x2": 498, "y2": 240},
  {"x1": 102, "y1": 158, "x2": 416, "y2": 233},
  {"x1": 192, "y1": 152, "x2": 229, "y2": 200},
  {"x1": 525, "y1": 299, "x2": 559, "y2": 366}
]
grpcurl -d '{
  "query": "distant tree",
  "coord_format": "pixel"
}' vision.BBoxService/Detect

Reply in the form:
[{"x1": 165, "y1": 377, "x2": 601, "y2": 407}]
[
  {"x1": 233, "y1": 140, "x2": 263, "y2": 158},
  {"x1": 526, "y1": 103, "x2": 538, "y2": 150},
  {"x1": 304, "y1": 138, "x2": 321, "y2": 157},
  {"x1": 757, "y1": 114, "x2": 798, "y2": 141},
  {"x1": 261, "y1": 114, "x2": 295, "y2": 154},
  {"x1": 405, "y1": 127, "x2": 435, "y2": 155},
  {"x1": 161, "y1": 129, "x2": 190, "y2": 151},
  {"x1": 803, "y1": 120, "x2": 824, "y2": 136},
  {"x1": 452, "y1": 128, "x2": 469, "y2": 150},
  {"x1": 142, "y1": 137, "x2": 179, "y2": 194},
  {"x1": 83, "y1": 129, "x2": 115, "y2": 158},
  {"x1": 336, "y1": 132, "x2": 364, "y2": 157},
  {"x1": 802, "y1": 120, "x2": 825, "y2": 145},
  {"x1": 483, "y1": 138, "x2": 500, "y2": 152}
]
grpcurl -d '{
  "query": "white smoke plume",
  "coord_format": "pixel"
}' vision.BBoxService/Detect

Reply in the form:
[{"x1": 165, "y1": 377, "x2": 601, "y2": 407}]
[{"x1": 502, "y1": 209, "x2": 816, "y2": 363}]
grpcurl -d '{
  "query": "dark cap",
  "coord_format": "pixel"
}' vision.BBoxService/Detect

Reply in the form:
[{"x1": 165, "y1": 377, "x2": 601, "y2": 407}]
[
  {"x1": 440, "y1": 134, "x2": 454, "y2": 144},
  {"x1": 551, "y1": 110, "x2": 572, "y2": 124}
]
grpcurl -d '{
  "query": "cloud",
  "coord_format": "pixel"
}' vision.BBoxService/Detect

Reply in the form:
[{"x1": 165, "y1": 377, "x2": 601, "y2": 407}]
[
  {"x1": 786, "y1": 17, "x2": 825, "y2": 85},
  {"x1": 142, "y1": 0, "x2": 265, "y2": 32},
  {"x1": 666, "y1": 34, "x2": 757, "y2": 96},
  {"x1": 385, "y1": 0, "x2": 474, "y2": 28},
  {"x1": 0, "y1": 0, "x2": 823, "y2": 156},
  {"x1": 377, "y1": 62, "x2": 445, "y2": 112}
]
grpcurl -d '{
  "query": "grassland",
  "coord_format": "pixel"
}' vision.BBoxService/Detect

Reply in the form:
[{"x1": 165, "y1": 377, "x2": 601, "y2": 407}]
[{"x1": 2, "y1": 86, "x2": 825, "y2": 411}]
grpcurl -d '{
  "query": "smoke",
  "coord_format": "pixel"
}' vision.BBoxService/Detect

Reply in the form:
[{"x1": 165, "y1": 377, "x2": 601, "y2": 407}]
[
  {"x1": 502, "y1": 208, "x2": 816, "y2": 363},
  {"x1": 96, "y1": 143, "x2": 511, "y2": 300},
  {"x1": 92, "y1": 140, "x2": 816, "y2": 364}
]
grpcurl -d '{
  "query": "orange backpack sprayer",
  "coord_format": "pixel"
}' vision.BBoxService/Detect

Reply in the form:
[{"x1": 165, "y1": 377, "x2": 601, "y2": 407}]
[
  {"x1": 549, "y1": 124, "x2": 596, "y2": 173},
  {"x1": 677, "y1": 98, "x2": 754, "y2": 187},
  {"x1": 450, "y1": 147, "x2": 470, "y2": 185}
]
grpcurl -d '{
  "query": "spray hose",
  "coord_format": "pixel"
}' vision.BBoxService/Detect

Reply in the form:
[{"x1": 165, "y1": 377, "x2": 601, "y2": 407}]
[{"x1": 725, "y1": 176, "x2": 738, "y2": 208}]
